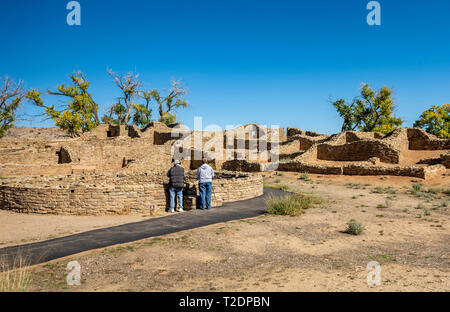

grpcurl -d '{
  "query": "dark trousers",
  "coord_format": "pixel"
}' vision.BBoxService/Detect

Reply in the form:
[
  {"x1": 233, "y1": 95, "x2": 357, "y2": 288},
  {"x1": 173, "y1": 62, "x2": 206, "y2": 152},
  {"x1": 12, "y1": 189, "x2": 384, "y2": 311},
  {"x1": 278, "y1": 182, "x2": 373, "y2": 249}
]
[{"x1": 199, "y1": 182, "x2": 212, "y2": 210}]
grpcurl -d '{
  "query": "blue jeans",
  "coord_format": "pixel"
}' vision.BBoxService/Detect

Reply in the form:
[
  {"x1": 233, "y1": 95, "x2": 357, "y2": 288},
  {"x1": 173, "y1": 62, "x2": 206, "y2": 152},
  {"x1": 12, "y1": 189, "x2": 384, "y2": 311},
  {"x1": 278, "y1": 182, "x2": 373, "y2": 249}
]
[
  {"x1": 199, "y1": 182, "x2": 212, "y2": 210},
  {"x1": 169, "y1": 187, "x2": 183, "y2": 211}
]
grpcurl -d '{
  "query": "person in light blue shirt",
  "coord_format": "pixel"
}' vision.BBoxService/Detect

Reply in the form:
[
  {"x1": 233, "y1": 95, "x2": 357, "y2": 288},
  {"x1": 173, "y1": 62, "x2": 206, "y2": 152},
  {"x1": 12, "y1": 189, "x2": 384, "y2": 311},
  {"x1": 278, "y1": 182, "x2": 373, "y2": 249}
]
[{"x1": 196, "y1": 158, "x2": 214, "y2": 210}]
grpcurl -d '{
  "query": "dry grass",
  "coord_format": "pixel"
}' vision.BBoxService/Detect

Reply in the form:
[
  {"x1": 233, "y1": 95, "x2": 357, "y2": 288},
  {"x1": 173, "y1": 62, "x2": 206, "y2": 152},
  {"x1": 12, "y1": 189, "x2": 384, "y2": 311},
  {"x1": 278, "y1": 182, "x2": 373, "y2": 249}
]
[
  {"x1": 0, "y1": 256, "x2": 30, "y2": 292},
  {"x1": 265, "y1": 193, "x2": 323, "y2": 216}
]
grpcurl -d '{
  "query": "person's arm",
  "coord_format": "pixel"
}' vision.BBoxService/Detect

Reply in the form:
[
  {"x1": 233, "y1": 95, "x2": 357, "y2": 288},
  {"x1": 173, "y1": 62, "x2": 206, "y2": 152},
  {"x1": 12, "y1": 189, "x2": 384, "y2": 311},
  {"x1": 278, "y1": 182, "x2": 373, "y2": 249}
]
[{"x1": 167, "y1": 168, "x2": 171, "y2": 177}]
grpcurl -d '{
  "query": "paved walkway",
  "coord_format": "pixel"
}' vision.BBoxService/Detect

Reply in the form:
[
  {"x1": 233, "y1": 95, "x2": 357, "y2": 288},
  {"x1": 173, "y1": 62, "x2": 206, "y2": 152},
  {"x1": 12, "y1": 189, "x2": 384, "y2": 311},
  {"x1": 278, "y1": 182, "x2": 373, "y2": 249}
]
[{"x1": 0, "y1": 188, "x2": 285, "y2": 269}]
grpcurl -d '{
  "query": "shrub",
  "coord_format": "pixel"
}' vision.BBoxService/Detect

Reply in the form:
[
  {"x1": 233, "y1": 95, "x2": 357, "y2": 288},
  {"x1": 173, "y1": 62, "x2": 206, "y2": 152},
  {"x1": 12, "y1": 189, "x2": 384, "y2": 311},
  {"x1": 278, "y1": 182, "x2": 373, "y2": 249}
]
[
  {"x1": 265, "y1": 193, "x2": 322, "y2": 216},
  {"x1": 299, "y1": 173, "x2": 310, "y2": 181},
  {"x1": 344, "y1": 219, "x2": 365, "y2": 235},
  {"x1": 412, "y1": 183, "x2": 423, "y2": 192},
  {"x1": 371, "y1": 186, "x2": 397, "y2": 194}
]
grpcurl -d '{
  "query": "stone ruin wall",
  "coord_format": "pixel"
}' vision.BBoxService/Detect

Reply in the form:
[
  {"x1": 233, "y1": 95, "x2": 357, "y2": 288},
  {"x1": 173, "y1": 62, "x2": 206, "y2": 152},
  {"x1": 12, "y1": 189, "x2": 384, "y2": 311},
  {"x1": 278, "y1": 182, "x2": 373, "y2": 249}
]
[
  {"x1": 0, "y1": 171, "x2": 263, "y2": 215},
  {"x1": 220, "y1": 127, "x2": 448, "y2": 179},
  {"x1": 407, "y1": 128, "x2": 450, "y2": 150},
  {"x1": 1, "y1": 124, "x2": 449, "y2": 217},
  {"x1": 316, "y1": 140, "x2": 401, "y2": 164},
  {"x1": 442, "y1": 152, "x2": 450, "y2": 169}
]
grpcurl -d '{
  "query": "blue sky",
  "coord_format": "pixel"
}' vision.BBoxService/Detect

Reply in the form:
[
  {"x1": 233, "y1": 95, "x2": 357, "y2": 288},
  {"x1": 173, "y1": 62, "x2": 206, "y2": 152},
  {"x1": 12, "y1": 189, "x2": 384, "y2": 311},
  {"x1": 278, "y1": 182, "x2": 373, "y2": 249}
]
[{"x1": 1, "y1": 0, "x2": 449, "y2": 134}]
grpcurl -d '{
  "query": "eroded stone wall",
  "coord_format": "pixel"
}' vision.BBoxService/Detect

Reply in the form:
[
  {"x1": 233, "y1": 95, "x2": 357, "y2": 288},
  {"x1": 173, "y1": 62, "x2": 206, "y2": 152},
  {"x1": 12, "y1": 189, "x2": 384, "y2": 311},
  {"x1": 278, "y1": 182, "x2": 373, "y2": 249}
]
[
  {"x1": 407, "y1": 128, "x2": 450, "y2": 150},
  {"x1": 317, "y1": 140, "x2": 401, "y2": 164},
  {"x1": 0, "y1": 171, "x2": 263, "y2": 215}
]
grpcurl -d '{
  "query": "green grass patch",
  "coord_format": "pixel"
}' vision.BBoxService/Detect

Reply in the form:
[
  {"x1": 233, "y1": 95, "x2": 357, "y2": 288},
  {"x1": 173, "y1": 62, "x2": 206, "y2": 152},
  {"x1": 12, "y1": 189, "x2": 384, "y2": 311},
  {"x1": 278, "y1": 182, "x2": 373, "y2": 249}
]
[
  {"x1": 299, "y1": 172, "x2": 310, "y2": 181},
  {"x1": 371, "y1": 186, "x2": 397, "y2": 194},
  {"x1": 265, "y1": 193, "x2": 323, "y2": 216}
]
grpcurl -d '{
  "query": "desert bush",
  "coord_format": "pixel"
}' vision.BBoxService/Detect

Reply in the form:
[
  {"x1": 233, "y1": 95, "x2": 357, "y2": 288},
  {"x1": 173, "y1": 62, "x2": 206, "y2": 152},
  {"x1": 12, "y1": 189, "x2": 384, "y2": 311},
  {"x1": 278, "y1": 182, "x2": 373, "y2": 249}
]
[
  {"x1": 412, "y1": 183, "x2": 423, "y2": 193},
  {"x1": 371, "y1": 186, "x2": 397, "y2": 194},
  {"x1": 299, "y1": 172, "x2": 310, "y2": 181},
  {"x1": 346, "y1": 183, "x2": 362, "y2": 189},
  {"x1": 265, "y1": 193, "x2": 322, "y2": 216},
  {"x1": 344, "y1": 219, "x2": 365, "y2": 235},
  {"x1": 415, "y1": 203, "x2": 424, "y2": 210}
]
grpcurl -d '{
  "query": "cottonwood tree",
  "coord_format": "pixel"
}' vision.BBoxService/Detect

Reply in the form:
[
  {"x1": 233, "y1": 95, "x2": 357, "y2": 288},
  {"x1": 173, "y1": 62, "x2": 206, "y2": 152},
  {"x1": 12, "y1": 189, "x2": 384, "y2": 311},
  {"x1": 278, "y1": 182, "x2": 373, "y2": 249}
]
[
  {"x1": 107, "y1": 68, "x2": 142, "y2": 126},
  {"x1": 332, "y1": 83, "x2": 403, "y2": 134},
  {"x1": 414, "y1": 103, "x2": 449, "y2": 138},
  {"x1": 150, "y1": 79, "x2": 188, "y2": 125},
  {"x1": 101, "y1": 98, "x2": 127, "y2": 125},
  {"x1": 132, "y1": 91, "x2": 152, "y2": 128},
  {"x1": 0, "y1": 76, "x2": 25, "y2": 138},
  {"x1": 26, "y1": 71, "x2": 100, "y2": 136}
]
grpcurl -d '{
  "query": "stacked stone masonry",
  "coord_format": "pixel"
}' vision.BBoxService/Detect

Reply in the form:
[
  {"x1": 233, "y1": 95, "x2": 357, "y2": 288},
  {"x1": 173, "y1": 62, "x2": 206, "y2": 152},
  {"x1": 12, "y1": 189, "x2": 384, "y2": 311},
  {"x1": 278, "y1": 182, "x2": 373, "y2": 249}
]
[{"x1": 1, "y1": 124, "x2": 449, "y2": 215}]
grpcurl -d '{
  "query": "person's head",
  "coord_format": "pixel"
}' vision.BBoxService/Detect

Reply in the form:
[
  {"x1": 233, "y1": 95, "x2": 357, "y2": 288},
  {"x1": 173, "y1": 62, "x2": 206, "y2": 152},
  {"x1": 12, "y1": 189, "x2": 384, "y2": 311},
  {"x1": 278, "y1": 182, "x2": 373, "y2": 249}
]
[
  {"x1": 202, "y1": 158, "x2": 208, "y2": 164},
  {"x1": 174, "y1": 159, "x2": 181, "y2": 166}
]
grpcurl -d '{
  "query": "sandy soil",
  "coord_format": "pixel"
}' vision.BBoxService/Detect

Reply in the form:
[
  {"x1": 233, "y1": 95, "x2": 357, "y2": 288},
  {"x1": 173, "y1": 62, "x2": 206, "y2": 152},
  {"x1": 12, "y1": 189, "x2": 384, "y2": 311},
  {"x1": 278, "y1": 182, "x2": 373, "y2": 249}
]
[
  {"x1": 17, "y1": 171, "x2": 449, "y2": 292},
  {"x1": 3, "y1": 127, "x2": 71, "y2": 140}
]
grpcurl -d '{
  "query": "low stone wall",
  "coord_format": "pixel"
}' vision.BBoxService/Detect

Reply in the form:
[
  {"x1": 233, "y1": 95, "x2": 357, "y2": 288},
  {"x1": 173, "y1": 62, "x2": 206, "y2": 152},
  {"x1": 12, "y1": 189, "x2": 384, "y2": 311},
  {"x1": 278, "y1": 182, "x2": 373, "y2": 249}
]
[
  {"x1": 345, "y1": 131, "x2": 384, "y2": 143},
  {"x1": 442, "y1": 152, "x2": 450, "y2": 169},
  {"x1": 279, "y1": 140, "x2": 300, "y2": 154},
  {"x1": 317, "y1": 140, "x2": 401, "y2": 164},
  {"x1": 221, "y1": 160, "x2": 263, "y2": 172},
  {"x1": 342, "y1": 164, "x2": 446, "y2": 179},
  {"x1": 0, "y1": 171, "x2": 263, "y2": 215},
  {"x1": 407, "y1": 128, "x2": 450, "y2": 150},
  {"x1": 382, "y1": 128, "x2": 409, "y2": 151},
  {"x1": 277, "y1": 161, "x2": 343, "y2": 175}
]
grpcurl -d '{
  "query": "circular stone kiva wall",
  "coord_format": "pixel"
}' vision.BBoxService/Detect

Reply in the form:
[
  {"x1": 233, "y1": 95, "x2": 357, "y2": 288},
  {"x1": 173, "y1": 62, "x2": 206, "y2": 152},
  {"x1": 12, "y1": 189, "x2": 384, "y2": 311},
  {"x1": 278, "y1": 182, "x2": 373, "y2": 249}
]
[{"x1": 0, "y1": 171, "x2": 263, "y2": 215}]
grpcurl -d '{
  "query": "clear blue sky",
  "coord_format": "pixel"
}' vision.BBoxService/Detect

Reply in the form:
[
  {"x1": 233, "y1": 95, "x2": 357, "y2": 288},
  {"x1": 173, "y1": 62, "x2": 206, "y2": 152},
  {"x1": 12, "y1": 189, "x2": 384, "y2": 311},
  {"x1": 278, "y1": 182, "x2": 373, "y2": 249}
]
[{"x1": 1, "y1": 0, "x2": 449, "y2": 134}]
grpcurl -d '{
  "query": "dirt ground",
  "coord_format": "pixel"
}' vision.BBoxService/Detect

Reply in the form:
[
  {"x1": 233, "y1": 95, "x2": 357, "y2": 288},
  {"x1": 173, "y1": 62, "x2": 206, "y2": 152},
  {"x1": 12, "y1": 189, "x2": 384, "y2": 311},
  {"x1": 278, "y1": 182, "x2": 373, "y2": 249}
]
[
  {"x1": 2, "y1": 127, "x2": 72, "y2": 140},
  {"x1": 11, "y1": 171, "x2": 448, "y2": 292}
]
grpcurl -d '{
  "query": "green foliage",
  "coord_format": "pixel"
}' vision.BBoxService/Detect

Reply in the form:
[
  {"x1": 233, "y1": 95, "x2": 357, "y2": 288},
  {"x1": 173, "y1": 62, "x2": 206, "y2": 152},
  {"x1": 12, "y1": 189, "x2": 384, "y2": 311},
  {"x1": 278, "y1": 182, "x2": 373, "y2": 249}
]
[
  {"x1": 414, "y1": 103, "x2": 450, "y2": 138},
  {"x1": 158, "y1": 111, "x2": 177, "y2": 125},
  {"x1": 104, "y1": 71, "x2": 186, "y2": 127},
  {"x1": 132, "y1": 91, "x2": 152, "y2": 128},
  {"x1": 101, "y1": 101, "x2": 127, "y2": 125},
  {"x1": 344, "y1": 220, "x2": 365, "y2": 235},
  {"x1": 26, "y1": 71, "x2": 99, "y2": 136},
  {"x1": 151, "y1": 79, "x2": 188, "y2": 125},
  {"x1": 299, "y1": 172, "x2": 310, "y2": 181},
  {"x1": 0, "y1": 77, "x2": 25, "y2": 138},
  {"x1": 332, "y1": 83, "x2": 403, "y2": 134},
  {"x1": 132, "y1": 103, "x2": 152, "y2": 127},
  {"x1": 371, "y1": 186, "x2": 397, "y2": 194},
  {"x1": 265, "y1": 193, "x2": 323, "y2": 216}
]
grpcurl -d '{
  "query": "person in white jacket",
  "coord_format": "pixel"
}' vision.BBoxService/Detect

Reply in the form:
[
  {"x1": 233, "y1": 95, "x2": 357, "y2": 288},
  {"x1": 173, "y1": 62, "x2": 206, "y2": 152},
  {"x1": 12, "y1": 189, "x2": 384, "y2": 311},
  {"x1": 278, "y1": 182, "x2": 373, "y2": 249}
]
[{"x1": 196, "y1": 158, "x2": 214, "y2": 210}]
